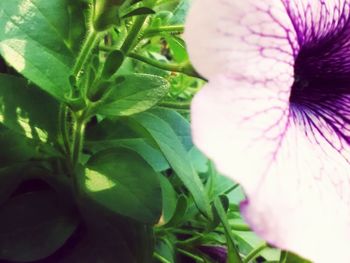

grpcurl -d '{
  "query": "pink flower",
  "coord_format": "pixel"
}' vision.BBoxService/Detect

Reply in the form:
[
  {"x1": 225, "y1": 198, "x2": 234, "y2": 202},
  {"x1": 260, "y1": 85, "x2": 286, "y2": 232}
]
[{"x1": 185, "y1": 1, "x2": 350, "y2": 262}]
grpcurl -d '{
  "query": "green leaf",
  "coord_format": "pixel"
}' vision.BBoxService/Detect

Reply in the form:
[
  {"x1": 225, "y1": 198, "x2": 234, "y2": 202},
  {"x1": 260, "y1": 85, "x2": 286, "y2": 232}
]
[
  {"x1": 0, "y1": 0, "x2": 76, "y2": 100},
  {"x1": 150, "y1": 108, "x2": 193, "y2": 151},
  {"x1": 189, "y1": 147, "x2": 208, "y2": 173},
  {"x1": 131, "y1": 109, "x2": 212, "y2": 218},
  {"x1": 210, "y1": 195, "x2": 229, "y2": 229},
  {"x1": 234, "y1": 231, "x2": 280, "y2": 262},
  {"x1": 85, "y1": 118, "x2": 170, "y2": 172},
  {"x1": 0, "y1": 190, "x2": 78, "y2": 262},
  {"x1": 87, "y1": 138, "x2": 170, "y2": 172},
  {"x1": 165, "y1": 34, "x2": 189, "y2": 63},
  {"x1": 63, "y1": 196, "x2": 154, "y2": 263},
  {"x1": 80, "y1": 147, "x2": 162, "y2": 224},
  {"x1": 96, "y1": 73, "x2": 170, "y2": 116},
  {"x1": 155, "y1": 238, "x2": 176, "y2": 263},
  {"x1": 205, "y1": 163, "x2": 236, "y2": 201},
  {"x1": 213, "y1": 198, "x2": 243, "y2": 263},
  {"x1": 0, "y1": 73, "x2": 59, "y2": 142},
  {"x1": 158, "y1": 175, "x2": 177, "y2": 224},
  {"x1": 101, "y1": 50, "x2": 125, "y2": 79},
  {"x1": 163, "y1": 195, "x2": 187, "y2": 227},
  {"x1": 168, "y1": 0, "x2": 191, "y2": 25},
  {"x1": 0, "y1": 126, "x2": 40, "y2": 165}
]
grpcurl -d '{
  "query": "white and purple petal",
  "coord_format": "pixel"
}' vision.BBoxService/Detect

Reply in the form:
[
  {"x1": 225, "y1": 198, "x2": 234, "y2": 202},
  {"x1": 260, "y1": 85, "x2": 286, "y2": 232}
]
[{"x1": 186, "y1": 0, "x2": 350, "y2": 262}]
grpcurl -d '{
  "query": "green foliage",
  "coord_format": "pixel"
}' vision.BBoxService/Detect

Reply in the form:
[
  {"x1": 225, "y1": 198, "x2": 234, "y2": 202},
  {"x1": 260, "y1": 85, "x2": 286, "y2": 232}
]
[
  {"x1": 0, "y1": 190, "x2": 78, "y2": 262},
  {"x1": 85, "y1": 118, "x2": 170, "y2": 171},
  {"x1": 94, "y1": 74, "x2": 170, "y2": 116},
  {"x1": 0, "y1": 73, "x2": 59, "y2": 142},
  {"x1": 0, "y1": 0, "x2": 82, "y2": 101},
  {"x1": 81, "y1": 147, "x2": 162, "y2": 223},
  {"x1": 131, "y1": 109, "x2": 212, "y2": 218},
  {"x1": 0, "y1": 0, "x2": 286, "y2": 262},
  {"x1": 92, "y1": 0, "x2": 123, "y2": 31}
]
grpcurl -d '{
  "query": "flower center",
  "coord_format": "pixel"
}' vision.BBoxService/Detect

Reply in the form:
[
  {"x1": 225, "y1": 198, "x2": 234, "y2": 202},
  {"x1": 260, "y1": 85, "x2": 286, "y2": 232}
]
[
  {"x1": 289, "y1": 26, "x2": 350, "y2": 108},
  {"x1": 287, "y1": 24, "x2": 350, "y2": 146}
]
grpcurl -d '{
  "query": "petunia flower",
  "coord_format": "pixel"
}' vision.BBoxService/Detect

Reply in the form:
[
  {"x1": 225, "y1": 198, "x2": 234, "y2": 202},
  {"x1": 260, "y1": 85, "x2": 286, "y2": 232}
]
[{"x1": 185, "y1": 0, "x2": 350, "y2": 262}]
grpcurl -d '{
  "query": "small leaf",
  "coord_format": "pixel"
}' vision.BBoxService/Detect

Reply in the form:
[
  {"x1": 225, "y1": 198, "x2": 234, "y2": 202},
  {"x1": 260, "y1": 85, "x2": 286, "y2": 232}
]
[
  {"x1": 80, "y1": 147, "x2": 162, "y2": 224},
  {"x1": 158, "y1": 175, "x2": 177, "y2": 224},
  {"x1": 95, "y1": 73, "x2": 170, "y2": 116},
  {"x1": 163, "y1": 195, "x2": 187, "y2": 227},
  {"x1": 165, "y1": 34, "x2": 189, "y2": 63},
  {"x1": 0, "y1": 190, "x2": 78, "y2": 262},
  {"x1": 210, "y1": 195, "x2": 229, "y2": 229}
]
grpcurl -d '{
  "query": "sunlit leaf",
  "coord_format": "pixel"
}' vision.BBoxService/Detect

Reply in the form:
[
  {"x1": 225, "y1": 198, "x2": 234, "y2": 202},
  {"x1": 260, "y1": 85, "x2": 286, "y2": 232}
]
[
  {"x1": 0, "y1": 73, "x2": 59, "y2": 142},
  {"x1": 0, "y1": 0, "x2": 82, "y2": 100},
  {"x1": 80, "y1": 147, "x2": 162, "y2": 224},
  {"x1": 95, "y1": 73, "x2": 170, "y2": 116},
  {"x1": 0, "y1": 125, "x2": 39, "y2": 165}
]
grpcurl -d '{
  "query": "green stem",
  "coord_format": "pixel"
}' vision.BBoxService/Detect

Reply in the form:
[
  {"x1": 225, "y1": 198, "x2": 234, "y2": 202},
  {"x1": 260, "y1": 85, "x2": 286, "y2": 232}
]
[
  {"x1": 230, "y1": 223, "x2": 251, "y2": 232},
  {"x1": 144, "y1": 25, "x2": 184, "y2": 37},
  {"x1": 177, "y1": 248, "x2": 204, "y2": 262},
  {"x1": 224, "y1": 184, "x2": 240, "y2": 195},
  {"x1": 214, "y1": 198, "x2": 243, "y2": 263},
  {"x1": 71, "y1": 115, "x2": 86, "y2": 168},
  {"x1": 59, "y1": 104, "x2": 71, "y2": 156},
  {"x1": 153, "y1": 253, "x2": 172, "y2": 263},
  {"x1": 243, "y1": 243, "x2": 268, "y2": 263},
  {"x1": 128, "y1": 52, "x2": 203, "y2": 79},
  {"x1": 72, "y1": 30, "x2": 99, "y2": 78},
  {"x1": 121, "y1": 15, "x2": 149, "y2": 54},
  {"x1": 129, "y1": 52, "x2": 184, "y2": 72},
  {"x1": 158, "y1": 100, "x2": 191, "y2": 110}
]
